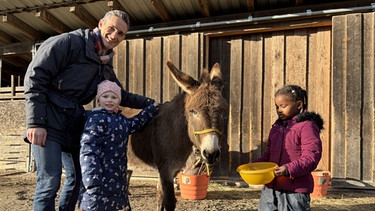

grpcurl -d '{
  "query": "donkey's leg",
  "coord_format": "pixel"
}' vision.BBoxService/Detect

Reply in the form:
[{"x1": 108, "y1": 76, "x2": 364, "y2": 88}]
[
  {"x1": 157, "y1": 170, "x2": 177, "y2": 211},
  {"x1": 156, "y1": 178, "x2": 164, "y2": 211}
]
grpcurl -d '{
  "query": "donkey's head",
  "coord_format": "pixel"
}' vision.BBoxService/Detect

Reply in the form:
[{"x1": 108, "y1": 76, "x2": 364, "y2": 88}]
[{"x1": 166, "y1": 60, "x2": 229, "y2": 164}]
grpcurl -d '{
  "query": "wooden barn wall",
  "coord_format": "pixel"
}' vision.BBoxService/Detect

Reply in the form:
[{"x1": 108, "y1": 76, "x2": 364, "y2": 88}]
[
  {"x1": 112, "y1": 34, "x2": 206, "y2": 174},
  {"x1": 208, "y1": 27, "x2": 332, "y2": 178},
  {"x1": 331, "y1": 13, "x2": 375, "y2": 188},
  {"x1": 113, "y1": 34, "x2": 205, "y2": 104},
  {"x1": 113, "y1": 26, "x2": 334, "y2": 180}
]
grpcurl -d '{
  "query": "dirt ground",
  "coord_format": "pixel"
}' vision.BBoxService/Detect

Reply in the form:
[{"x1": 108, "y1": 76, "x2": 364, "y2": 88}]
[{"x1": 1, "y1": 170, "x2": 375, "y2": 211}]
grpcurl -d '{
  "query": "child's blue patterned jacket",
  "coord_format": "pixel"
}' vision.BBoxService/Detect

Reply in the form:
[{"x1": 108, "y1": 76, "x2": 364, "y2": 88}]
[{"x1": 79, "y1": 104, "x2": 158, "y2": 211}]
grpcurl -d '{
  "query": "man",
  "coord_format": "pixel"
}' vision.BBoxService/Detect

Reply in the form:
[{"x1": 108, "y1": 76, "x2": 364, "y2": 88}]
[{"x1": 24, "y1": 10, "x2": 155, "y2": 211}]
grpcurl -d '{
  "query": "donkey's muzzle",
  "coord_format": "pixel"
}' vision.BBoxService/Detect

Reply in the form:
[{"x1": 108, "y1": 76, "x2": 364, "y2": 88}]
[{"x1": 203, "y1": 149, "x2": 221, "y2": 164}]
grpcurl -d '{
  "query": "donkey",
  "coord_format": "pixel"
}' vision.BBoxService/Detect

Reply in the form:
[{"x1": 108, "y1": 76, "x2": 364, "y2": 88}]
[{"x1": 128, "y1": 60, "x2": 229, "y2": 211}]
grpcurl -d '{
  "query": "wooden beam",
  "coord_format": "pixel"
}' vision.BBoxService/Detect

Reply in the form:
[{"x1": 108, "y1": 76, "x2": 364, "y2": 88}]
[
  {"x1": 70, "y1": 4, "x2": 98, "y2": 29},
  {"x1": 0, "y1": 58, "x2": 2, "y2": 87},
  {"x1": 35, "y1": 8, "x2": 71, "y2": 34},
  {"x1": 2, "y1": 14, "x2": 40, "y2": 40},
  {"x1": 198, "y1": 0, "x2": 210, "y2": 17},
  {"x1": 150, "y1": 0, "x2": 170, "y2": 22},
  {"x1": 107, "y1": 0, "x2": 138, "y2": 26},
  {"x1": 295, "y1": 0, "x2": 304, "y2": 6},
  {"x1": 206, "y1": 20, "x2": 332, "y2": 37},
  {"x1": 0, "y1": 42, "x2": 33, "y2": 56},
  {"x1": 2, "y1": 56, "x2": 30, "y2": 68},
  {"x1": 16, "y1": 53, "x2": 32, "y2": 62},
  {"x1": 247, "y1": 0, "x2": 255, "y2": 12},
  {"x1": 0, "y1": 30, "x2": 14, "y2": 44}
]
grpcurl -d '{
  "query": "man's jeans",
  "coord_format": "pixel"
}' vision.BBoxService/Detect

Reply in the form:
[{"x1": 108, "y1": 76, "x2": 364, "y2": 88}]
[{"x1": 32, "y1": 141, "x2": 81, "y2": 211}]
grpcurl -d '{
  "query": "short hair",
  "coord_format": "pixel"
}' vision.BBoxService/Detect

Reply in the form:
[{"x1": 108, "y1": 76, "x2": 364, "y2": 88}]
[{"x1": 102, "y1": 10, "x2": 130, "y2": 29}]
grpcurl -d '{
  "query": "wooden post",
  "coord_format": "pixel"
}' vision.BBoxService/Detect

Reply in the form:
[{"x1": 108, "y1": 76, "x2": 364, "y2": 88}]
[
  {"x1": 11, "y1": 75, "x2": 15, "y2": 96},
  {"x1": 0, "y1": 58, "x2": 2, "y2": 87}
]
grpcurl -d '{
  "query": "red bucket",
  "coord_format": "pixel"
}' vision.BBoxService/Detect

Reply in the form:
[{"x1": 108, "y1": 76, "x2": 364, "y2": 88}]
[
  {"x1": 178, "y1": 173, "x2": 209, "y2": 200},
  {"x1": 311, "y1": 171, "x2": 331, "y2": 198}
]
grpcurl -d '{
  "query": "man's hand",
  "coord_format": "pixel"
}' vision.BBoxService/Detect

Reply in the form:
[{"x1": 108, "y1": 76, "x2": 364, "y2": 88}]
[{"x1": 27, "y1": 128, "x2": 47, "y2": 147}]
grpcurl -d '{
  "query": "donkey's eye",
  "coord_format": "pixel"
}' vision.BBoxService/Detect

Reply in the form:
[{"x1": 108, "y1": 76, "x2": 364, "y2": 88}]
[{"x1": 189, "y1": 109, "x2": 198, "y2": 116}]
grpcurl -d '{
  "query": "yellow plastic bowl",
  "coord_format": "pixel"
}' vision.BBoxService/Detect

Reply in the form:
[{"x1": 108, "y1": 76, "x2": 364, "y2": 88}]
[{"x1": 237, "y1": 162, "x2": 278, "y2": 185}]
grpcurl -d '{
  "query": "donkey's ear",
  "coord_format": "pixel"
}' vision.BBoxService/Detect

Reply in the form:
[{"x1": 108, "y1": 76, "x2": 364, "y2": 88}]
[
  {"x1": 166, "y1": 60, "x2": 200, "y2": 94},
  {"x1": 209, "y1": 63, "x2": 224, "y2": 90},
  {"x1": 199, "y1": 67, "x2": 210, "y2": 83}
]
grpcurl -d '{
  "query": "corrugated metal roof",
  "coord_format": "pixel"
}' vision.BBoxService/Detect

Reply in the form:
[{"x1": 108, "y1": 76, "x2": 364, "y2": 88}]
[
  {"x1": 121, "y1": 0, "x2": 162, "y2": 24},
  {"x1": 0, "y1": 0, "x2": 373, "y2": 87}
]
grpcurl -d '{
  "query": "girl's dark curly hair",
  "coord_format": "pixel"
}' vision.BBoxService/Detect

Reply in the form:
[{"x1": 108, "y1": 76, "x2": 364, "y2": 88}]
[{"x1": 275, "y1": 85, "x2": 308, "y2": 112}]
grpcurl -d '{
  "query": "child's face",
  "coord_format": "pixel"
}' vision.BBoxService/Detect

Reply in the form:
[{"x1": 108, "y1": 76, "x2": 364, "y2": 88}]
[
  {"x1": 98, "y1": 91, "x2": 120, "y2": 112},
  {"x1": 274, "y1": 94, "x2": 302, "y2": 120}
]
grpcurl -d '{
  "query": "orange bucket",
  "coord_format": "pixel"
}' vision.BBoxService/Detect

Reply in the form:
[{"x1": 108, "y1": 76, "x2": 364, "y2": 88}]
[
  {"x1": 311, "y1": 170, "x2": 331, "y2": 198},
  {"x1": 178, "y1": 173, "x2": 209, "y2": 200}
]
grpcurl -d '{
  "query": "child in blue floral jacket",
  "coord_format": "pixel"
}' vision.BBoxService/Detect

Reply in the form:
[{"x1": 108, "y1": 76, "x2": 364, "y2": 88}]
[{"x1": 79, "y1": 80, "x2": 158, "y2": 211}]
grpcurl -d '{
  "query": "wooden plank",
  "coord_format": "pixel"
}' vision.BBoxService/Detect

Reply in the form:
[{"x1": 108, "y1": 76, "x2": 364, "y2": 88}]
[
  {"x1": 262, "y1": 32, "x2": 285, "y2": 153},
  {"x1": 307, "y1": 27, "x2": 332, "y2": 171},
  {"x1": 198, "y1": 0, "x2": 211, "y2": 17},
  {"x1": 241, "y1": 36, "x2": 252, "y2": 165},
  {"x1": 362, "y1": 12, "x2": 375, "y2": 182},
  {"x1": 345, "y1": 13, "x2": 362, "y2": 180},
  {"x1": 228, "y1": 37, "x2": 242, "y2": 177},
  {"x1": 285, "y1": 29, "x2": 307, "y2": 86},
  {"x1": 208, "y1": 36, "x2": 231, "y2": 178},
  {"x1": 150, "y1": 0, "x2": 171, "y2": 22},
  {"x1": 145, "y1": 37, "x2": 162, "y2": 102},
  {"x1": 243, "y1": 33, "x2": 264, "y2": 163},
  {"x1": 220, "y1": 37, "x2": 232, "y2": 178},
  {"x1": 331, "y1": 15, "x2": 347, "y2": 179},
  {"x1": 69, "y1": 5, "x2": 97, "y2": 29},
  {"x1": 182, "y1": 34, "x2": 200, "y2": 79},
  {"x1": 0, "y1": 42, "x2": 33, "y2": 56},
  {"x1": 128, "y1": 39, "x2": 145, "y2": 95},
  {"x1": 162, "y1": 35, "x2": 181, "y2": 102},
  {"x1": 2, "y1": 14, "x2": 40, "y2": 40},
  {"x1": 262, "y1": 34, "x2": 273, "y2": 154},
  {"x1": 113, "y1": 41, "x2": 127, "y2": 89},
  {"x1": 35, "y1": 9, "x2": 70, "y2": 34}
]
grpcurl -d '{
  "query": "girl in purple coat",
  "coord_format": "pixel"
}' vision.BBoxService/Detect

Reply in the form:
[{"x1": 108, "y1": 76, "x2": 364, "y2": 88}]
[
  {"x1": 254, "y1": 85, "x2": 323, "y2": 211},
  {"x1": 79, "y1": 80, "x2": 158, "y2": 211}
]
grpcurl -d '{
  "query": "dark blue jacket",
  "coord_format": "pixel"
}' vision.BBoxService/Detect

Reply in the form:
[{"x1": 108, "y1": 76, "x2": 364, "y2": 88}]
[
  {"x1": 24, "y1": 28, "x2": 154, "y2": 149},
  {"x1": 79, "y1": 105, "x2": 158, "y2": 210}
]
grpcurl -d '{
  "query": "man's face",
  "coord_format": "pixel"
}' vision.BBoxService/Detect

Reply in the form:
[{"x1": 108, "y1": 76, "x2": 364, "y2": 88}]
[{"x1": 98, "y1": 15, "x2": 128, "y2": 50}]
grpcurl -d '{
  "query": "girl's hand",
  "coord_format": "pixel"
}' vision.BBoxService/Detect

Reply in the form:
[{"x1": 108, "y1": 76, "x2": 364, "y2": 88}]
[{"x1": 274, "y1": 165, "x2": 289, "y2": 177}]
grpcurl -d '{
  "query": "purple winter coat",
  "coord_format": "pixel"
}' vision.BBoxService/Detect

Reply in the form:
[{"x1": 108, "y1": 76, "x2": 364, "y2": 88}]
[{"x1": 254, "y1": 112, "x2": 324, "y2": 193}]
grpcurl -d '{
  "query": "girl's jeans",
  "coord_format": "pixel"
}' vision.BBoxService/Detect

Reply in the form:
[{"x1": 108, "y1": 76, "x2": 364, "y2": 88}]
[
  {"x1": 32, "y1": 141, "x2": 81, "y2": 211},
  {"x1": 258, "y1": 186, "x2": 310, "y2": 211}
]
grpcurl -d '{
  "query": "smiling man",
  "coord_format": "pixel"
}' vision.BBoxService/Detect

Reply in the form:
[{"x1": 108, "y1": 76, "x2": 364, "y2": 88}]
[{"x1": 24, "y1": 10, "x2": 156, "y2": 211}]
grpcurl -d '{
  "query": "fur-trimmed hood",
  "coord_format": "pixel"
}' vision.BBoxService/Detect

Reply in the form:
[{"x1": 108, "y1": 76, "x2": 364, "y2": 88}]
[
  {"x1": 295, "y1": 111, "x2": 324, "y2": 131},
  {"x1": 275, "y1": 111, "x2": 324, "y2": 132}
]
